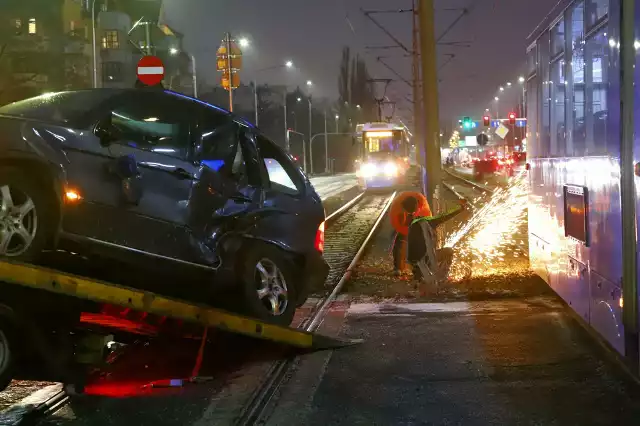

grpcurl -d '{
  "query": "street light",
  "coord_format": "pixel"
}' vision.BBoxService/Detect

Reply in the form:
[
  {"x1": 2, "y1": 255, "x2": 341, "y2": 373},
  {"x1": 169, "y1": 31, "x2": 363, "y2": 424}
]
[
  {"x1": 285, "y1": 60, "x2": 293, "y2": 68},
  {"x1": 169, "y1": 47, "x2": 179, "y2": 55},
  {"x1": 297, "y1": 97, "x2": 302, "y2": 102},
  {"x1": 306, "y1": 80, "x2": 313, "y2": 86},
  {"x1": 506, "y1": 81, "x2": 512, "y2": 86},
  {"x1": 518, "y1": 76, "x2": 525, "y2": 83},
  {"x1": 499, "y1": 86, "x2": 505, "y2": 92},
  {"x1": 238, "y1": 37, "x2": 249, "y2": 48}
]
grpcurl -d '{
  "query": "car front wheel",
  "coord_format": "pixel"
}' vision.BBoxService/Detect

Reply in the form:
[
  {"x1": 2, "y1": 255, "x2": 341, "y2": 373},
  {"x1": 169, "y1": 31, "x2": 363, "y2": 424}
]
[
  {"x1": 0, "y1": 171, "x2": 49, "y2": 262},
  {"x1": 240, "y1": 243, "x2": 297, "y2": 326}
]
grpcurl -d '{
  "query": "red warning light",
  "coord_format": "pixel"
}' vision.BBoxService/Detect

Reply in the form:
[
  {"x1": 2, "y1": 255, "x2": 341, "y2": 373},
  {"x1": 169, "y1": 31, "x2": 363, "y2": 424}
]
[
  {"x1": 508, "y1": 112, "x2": 516, "y2": 124},
  {"x1": 483, "y1": 115, "x2": 490, "y2": 126}
]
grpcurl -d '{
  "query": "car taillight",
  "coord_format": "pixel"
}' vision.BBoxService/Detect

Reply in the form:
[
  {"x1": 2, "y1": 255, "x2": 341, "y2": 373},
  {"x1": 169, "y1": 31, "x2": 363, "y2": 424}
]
[{"x1": 315, "y1": 221, "x2": 325, "y2": 253}]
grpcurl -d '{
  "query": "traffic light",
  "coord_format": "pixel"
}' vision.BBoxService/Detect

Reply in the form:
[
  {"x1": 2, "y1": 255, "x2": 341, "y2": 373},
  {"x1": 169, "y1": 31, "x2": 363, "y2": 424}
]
[
  {"x1": 483, "y1": 115, "x2": 490, "y2": 126},
  {"x1": 462, "y1": 116, "x2": 471, "y2": 129},
  {"x1": 508, "y1": 112, "x2": 516, "y2": 125}
]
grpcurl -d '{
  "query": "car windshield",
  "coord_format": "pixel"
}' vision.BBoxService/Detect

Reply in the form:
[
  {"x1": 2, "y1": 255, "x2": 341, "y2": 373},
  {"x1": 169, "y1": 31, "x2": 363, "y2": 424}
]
[{"x1": 0, "y1": 90, "x2": 115, "y2": 125}]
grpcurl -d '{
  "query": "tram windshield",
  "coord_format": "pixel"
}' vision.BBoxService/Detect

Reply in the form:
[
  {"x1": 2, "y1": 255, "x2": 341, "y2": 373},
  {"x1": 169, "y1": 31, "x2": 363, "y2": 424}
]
[{"x1": 363, "y1": 130, "x2": 405, "y2": 158}]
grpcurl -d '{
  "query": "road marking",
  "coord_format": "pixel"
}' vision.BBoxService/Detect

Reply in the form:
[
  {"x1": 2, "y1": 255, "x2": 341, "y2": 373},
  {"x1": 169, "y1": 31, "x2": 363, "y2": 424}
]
[{"x1": 348, "y1": 302, "x2": 472, "y2": 315}]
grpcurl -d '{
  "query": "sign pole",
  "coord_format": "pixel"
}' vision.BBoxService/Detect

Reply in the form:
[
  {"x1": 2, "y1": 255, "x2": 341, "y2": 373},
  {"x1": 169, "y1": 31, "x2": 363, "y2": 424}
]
[{"x1": 226, "y1": 32, "x2": 234, "y2": 112}]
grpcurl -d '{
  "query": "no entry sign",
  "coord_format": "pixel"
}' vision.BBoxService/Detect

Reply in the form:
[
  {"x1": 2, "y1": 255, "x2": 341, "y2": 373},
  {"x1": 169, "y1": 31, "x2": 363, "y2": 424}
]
[{"x1": 137, "y1": 56, "x2": 164, "y2": 86}]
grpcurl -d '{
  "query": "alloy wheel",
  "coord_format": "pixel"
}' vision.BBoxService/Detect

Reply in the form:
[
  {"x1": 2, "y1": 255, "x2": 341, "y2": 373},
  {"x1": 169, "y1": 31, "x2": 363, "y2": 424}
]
[
  {"x1": 0, "y1": 185, "x2": 38, "y2": 257},
  {"x1": 255, "y1": 258, "x2": 289, "y2": 316}
]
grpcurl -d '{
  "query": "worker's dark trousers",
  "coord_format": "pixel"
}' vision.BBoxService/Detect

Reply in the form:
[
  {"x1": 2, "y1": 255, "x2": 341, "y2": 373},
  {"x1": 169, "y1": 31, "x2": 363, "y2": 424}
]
[{"x1": 392, "y1": 233, "x2": 406, "y2": 271}]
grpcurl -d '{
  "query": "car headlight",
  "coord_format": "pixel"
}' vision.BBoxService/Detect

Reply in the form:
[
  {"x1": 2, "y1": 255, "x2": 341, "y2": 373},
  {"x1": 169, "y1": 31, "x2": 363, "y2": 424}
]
[
  {"x1": 360, "y1": 163, "x2": 377, "y2": 178},
  {"x1": 384, "y1": 162, "x2": 398, "y2": 176}
]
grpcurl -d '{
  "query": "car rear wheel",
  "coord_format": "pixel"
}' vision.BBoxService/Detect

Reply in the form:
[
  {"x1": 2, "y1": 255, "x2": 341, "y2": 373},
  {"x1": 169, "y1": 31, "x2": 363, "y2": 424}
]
[
  {"x1": 0, "y1": 322, "x2": 15, "y2": 392},
  {"x1": 0, "y1": 171, "x2": 50, "y2": 262},
  {"x1": 240, "y1": 243, "x2": 297, "y2": 326}
]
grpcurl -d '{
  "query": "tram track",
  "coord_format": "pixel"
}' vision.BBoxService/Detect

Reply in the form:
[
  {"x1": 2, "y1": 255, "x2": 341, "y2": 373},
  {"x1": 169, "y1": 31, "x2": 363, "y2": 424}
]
[
  {"x1": 234, "y1": 191, "x2": 396, "y2": 425},
  {"x1": 0, "y1": 191, "x2": 396, "y2": 425},
  {"x1": 442, "y1": 168, "x2": 497, "y2": 210}
]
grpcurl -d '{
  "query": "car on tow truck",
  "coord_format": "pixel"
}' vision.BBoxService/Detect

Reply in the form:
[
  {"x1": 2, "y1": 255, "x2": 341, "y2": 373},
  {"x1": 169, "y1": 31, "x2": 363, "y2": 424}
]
[{"x1": 0, "y1": 89, "x2": 329, "y2": 327}]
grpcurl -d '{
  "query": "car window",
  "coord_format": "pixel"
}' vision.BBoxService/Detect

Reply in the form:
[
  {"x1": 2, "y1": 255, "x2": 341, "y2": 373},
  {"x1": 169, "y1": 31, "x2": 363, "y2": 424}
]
[
  {"x1": 108, "y1": 94, "x2": 191, "y2": 159},
  {"x1": 0, "y1": 90, "x2": 116, "y2": 125},
  {"x1": 256, "y1": 135, "x2": 303, "y2": 196}
]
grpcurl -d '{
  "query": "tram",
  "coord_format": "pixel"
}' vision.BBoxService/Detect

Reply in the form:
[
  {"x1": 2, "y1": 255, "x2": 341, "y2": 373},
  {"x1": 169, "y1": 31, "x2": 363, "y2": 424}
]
[
  {"x1": 354, "y1": 122, "x2": 413, "y2": 189},
  {"x1": 526, "y1": 0, "x2": 638, "y2": 360}
]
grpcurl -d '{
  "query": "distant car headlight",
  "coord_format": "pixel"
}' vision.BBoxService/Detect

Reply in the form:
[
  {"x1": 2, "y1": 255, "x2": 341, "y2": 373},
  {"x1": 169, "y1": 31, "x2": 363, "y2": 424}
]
[
  {"x1": 360, "y1": 162, "x2": 377, "y2": 178},
  {"x1": 384, "y1": 162, "x2": 398, "y2": 176}
]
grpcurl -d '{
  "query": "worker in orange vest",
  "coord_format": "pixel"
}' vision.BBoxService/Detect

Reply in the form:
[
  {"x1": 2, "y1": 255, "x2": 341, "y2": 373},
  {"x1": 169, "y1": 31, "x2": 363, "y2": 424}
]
[{"x1": 391, "y1": 193, "x2": 467, "y2": 280}]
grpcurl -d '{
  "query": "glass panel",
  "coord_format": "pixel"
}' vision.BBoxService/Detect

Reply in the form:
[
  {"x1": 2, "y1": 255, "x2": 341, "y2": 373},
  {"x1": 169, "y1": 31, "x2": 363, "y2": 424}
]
[
  {"x1": 586, "y1": 0, "x2": 608, "y2": 28},
  {"x1": 551, "y1": 19, "x2": 565, "y2": 56},
  {"x1": 571, "y1": 2, "x2": 585, "y2": 51},
  {"x1": 571, "y1": 3, "x2": 586, "y2": 156},
  {"x1": 527, "y1": 46, "x2": 537, "y2": 75},
  {"x1": 550, "y1": 60, "x2": 566, "y2": 156},
  {"x1": 586, "y1": 29, "x2": 608, "y2": 155}
]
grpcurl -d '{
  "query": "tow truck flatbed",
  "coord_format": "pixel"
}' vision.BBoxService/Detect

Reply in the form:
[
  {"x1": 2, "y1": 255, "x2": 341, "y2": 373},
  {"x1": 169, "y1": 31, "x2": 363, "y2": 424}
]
[{"x1": 0, "y1": 258, "x2": 358, "y2": 392}]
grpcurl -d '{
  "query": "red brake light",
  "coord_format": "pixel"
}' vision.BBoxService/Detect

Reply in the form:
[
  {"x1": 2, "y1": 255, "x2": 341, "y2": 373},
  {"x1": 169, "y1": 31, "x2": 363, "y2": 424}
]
[{"x1": 315, "y1": 221, "x2": 325, "y2": 253}]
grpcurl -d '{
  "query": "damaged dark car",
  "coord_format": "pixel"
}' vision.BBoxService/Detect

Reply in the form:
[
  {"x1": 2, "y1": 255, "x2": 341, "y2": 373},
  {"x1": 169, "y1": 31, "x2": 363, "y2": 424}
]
[{"x1": 0, "y1": 89, "x2": 328, "y2": 325}]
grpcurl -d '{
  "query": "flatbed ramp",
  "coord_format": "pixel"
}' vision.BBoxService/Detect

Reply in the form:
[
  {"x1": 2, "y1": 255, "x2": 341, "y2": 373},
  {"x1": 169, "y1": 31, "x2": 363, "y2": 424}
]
[{"x1": 0, "y1": 259, "x2": 356, "y2": 351}]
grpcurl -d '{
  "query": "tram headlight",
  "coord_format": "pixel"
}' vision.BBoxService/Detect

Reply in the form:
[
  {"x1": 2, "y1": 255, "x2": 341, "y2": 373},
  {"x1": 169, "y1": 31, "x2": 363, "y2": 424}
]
[
  {"x1": 384, "y1": 161, "x2": 398, "y2": 177},
  {"x1": 359, "y1": 162, "x2": 377, "y2": 178}
]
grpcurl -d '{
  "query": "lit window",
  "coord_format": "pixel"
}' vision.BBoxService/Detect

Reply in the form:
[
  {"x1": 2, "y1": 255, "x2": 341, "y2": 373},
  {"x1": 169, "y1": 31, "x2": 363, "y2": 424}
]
[
  {"x1": 28, "y1": 18, "x2": 36, "y2": 35},
  {"x1": 14, "y1": 19, "x2": 21, "y2": 29},
  {"x1": 70, "y1": 20, "x2": 75, "y2": 32},
  {"x1": 101, "y1": 30, "x2": 119, "y2": 49}
]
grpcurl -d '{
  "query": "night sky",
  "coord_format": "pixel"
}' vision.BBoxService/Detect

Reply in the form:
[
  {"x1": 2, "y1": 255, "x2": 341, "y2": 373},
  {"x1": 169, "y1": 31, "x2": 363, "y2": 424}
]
[{"x1": 163, "y1": 0, "x2": 559, "y2": 127}]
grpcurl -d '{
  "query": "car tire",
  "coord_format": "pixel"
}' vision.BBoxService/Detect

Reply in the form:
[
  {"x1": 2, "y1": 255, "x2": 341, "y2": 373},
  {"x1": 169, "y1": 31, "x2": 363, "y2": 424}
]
[
  {"x1": 0, "y1": 321, "x2": 15, "y2": 392},
  {"x1": 0, "y1": 170, "x2": 51, "y2": 263},
  {"x1": 239, "y1": 243, "x2": 297, "y2": 326}
]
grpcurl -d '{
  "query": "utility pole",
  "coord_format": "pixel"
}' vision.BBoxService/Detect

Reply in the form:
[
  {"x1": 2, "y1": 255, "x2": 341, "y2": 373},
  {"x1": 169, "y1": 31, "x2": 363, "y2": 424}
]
[
  {"x1": 144, "y1": 19, "x2": 152, "y2": 55},
  {"x1": 191, "y1": 55, "x2": 198, "y2": 97},
  {"x1": 254, "y1": 80, "x2": 259, "y2": 126},
  {"x1": 91, "y1": 0, "x2": 98, "y2": 88},
  {"x1": 412, "y1": 0, "x2": 423, "y2": 168},
  {"x1": 225, "y1": 32, "x2": 234, "y2": 112},
  {"x1": 308, "y1": 97, "x2": 312, "y2": 172},
  {"x1": 283, "y1": 91, "x2": 288, "y2": 150},
  {"x1": 324, "y1": 109, "x2": 329, "y2": 173},
  {"x1": 418, "y1": 0, "x2": 440, "y2": 206}
]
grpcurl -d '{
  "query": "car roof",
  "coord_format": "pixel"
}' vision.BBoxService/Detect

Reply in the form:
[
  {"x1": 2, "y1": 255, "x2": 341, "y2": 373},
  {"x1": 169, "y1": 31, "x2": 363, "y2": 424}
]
[{"x1": 40, "y1": 88, "x2": 256, "y2": 129}]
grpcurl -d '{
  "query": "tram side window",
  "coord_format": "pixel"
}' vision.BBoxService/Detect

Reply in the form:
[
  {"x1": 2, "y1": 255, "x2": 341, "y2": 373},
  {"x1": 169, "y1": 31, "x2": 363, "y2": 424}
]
[{"x1": 586, "y1": 30, "x2": 609, "y2": 156}]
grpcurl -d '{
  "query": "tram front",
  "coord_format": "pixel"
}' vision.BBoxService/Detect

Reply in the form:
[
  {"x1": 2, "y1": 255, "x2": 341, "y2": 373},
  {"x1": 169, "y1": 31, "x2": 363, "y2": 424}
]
[{"x1": 356, "y1": 124, "x2": 409, "y2": 190}]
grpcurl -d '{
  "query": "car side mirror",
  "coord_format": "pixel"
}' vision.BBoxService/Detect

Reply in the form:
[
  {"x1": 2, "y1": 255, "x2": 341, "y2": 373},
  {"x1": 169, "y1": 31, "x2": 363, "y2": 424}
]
[{"x1": 94, "y1": 115, "x2": 120, "y2": 147}]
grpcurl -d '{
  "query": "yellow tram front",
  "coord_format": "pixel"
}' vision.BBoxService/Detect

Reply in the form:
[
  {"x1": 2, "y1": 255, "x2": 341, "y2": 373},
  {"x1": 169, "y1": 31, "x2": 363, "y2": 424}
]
[{"x1": 355, "y1": 123, "x2": 410, "y2": 189}]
